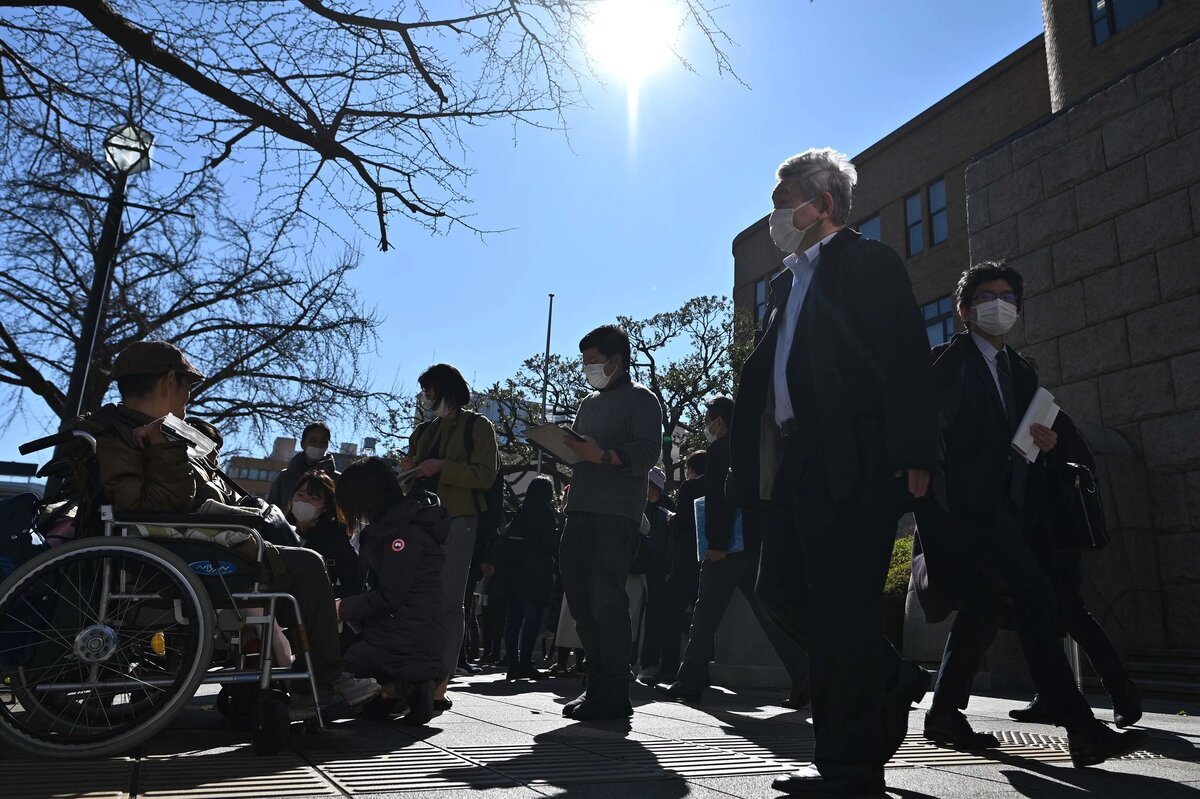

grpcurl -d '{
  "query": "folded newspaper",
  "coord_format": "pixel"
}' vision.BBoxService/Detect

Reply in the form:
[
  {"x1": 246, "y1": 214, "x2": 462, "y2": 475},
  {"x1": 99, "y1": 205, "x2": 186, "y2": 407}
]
[{"x1": 1011, "y1": 386, "x2": 1060, "y2": 463}]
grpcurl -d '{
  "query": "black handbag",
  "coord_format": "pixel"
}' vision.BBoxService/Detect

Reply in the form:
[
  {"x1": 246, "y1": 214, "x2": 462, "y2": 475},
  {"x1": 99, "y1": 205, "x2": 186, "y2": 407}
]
[{"x1": 1048, "y1": 462, "x2": 1109, "y2": 552}]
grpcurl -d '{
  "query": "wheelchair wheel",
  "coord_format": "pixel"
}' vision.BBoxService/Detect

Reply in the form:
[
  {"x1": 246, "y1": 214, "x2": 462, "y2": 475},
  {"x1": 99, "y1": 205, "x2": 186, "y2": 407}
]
[
  {"x1": 216, "y1": 683, "x2": 255, "y2": 729},
  {"x1": 251, "y1": 689, "x2": 290, "y2": 756},
  {"x1": 0, "y1": 537, "x2": 214, "y2": 758}
]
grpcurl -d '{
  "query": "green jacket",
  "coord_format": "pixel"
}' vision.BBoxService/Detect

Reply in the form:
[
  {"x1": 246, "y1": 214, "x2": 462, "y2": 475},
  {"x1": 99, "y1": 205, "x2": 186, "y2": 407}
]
[{"x1": 409, "y1": 411, "x2": 499, "y2": 518}]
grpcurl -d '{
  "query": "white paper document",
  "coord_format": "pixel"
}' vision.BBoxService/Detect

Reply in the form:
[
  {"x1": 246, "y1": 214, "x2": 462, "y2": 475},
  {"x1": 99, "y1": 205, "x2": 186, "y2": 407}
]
[
  {"x1": 161, "y1": 413, "x2": 217, "y2": 460},
  {"x1": 1011, "y1": 387, "x2": 1060, "y2": 463},
  {"x1": 524, "y1": 422, "x2": 585, "y2": 465}
]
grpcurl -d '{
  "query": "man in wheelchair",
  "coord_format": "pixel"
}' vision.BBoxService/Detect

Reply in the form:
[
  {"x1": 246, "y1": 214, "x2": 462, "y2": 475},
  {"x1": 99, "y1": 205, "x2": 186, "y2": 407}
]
[{"x1": 78, "y1": 340, "x2": 380, "y2": 719}]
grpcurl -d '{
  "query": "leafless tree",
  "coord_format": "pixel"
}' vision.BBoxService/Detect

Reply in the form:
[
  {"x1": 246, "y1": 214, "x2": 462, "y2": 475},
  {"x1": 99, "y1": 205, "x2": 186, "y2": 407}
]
[
  {"x1": 0, "y1": 0, "x2": 734, "y2": 250},
  {"x1": 0, "y1": 102, "x2": 385, "y2": 444}
]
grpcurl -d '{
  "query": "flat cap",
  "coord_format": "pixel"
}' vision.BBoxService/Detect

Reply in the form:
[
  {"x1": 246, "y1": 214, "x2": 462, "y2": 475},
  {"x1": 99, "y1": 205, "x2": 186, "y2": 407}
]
[
  {"x1": 113, "y1": 340, "x2": 205, "y2": 381},
  {"x1": 648, "y1": 467, "x2": 666, "y2": 491}
]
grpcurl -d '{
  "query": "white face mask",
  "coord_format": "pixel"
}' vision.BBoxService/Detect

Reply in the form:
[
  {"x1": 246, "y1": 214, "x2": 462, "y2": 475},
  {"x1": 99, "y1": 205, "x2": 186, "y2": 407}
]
[
  {"x1": 703, "y1": 422, "x2": 720, "y2": 444},
  {"x1": 584, "y1": 360, "x2": 613, "y2": 390},
  {"x1": 304, "y1": 445, "x2": 327, "y2": 462},
  {"x1": 433, "y1": 400, "x2": 454, "y2": 418},
  {"x1": 972, "y1": 299, "x2": 1020, "y2": 337},
  {"x1": 291, "y1": 500, "x2": 320, "y2": 523},
  {"x1": 768, "y1": 198, "x2": 817, "y2": 254}
]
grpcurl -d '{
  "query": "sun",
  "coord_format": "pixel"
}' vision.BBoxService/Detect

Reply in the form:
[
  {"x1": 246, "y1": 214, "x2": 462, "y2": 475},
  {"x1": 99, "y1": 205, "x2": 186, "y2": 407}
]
[{"x1": 586, "y1": 0, "x2": 679, "y2": 86}]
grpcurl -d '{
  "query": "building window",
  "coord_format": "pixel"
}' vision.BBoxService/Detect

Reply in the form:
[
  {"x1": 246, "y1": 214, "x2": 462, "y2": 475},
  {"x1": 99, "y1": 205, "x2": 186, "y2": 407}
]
[
  {"x1": 905, "y1": 191, "x2": 923, "y2": 256},
  {"x1": 755, "y1": 277, "x2": 768, "y2": 326},
  {"x1": 923, "y1": 295, "x2": 957, "y2": 347},
  {"x1": 858, "y1": 214, "x2": 881, "y2": 241},
  {"x1": 1092, "y1": 0, "x2": 1167, "y2": 45},
  {"x1": 928, "y1": 179, "x2": 948, "y2": 246}
]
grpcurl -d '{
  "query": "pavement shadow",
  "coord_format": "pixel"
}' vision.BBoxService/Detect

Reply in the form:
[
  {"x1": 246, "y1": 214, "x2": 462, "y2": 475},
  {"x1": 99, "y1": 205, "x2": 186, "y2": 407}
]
[
  {"x1": 998, "y1": 756, "x2": 1200, "y2": 798},
  {"x1": 430, "y1": 726, "x2": 691, "y2": 798}
]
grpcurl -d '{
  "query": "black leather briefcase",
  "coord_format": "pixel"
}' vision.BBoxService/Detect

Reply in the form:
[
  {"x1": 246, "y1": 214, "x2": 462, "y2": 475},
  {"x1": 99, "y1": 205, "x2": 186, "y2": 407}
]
[{"x1": 1049, "y1": 462, "x2": 1109, "y2": 552}]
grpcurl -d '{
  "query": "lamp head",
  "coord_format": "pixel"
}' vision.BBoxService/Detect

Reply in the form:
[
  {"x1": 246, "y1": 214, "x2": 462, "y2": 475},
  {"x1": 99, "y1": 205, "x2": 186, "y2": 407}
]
[{"x1": 103, "y1": 124, "x2": 154, "y2": 175}]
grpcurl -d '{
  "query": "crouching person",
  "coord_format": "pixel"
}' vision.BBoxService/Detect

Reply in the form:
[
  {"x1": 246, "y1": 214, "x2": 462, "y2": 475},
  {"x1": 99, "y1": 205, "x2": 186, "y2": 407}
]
[
  {"x1": 81, "y1": 340, "x2": 381, "y2": 721},
  {"x1": 335, "y1": 458, "x2": 449, "y2": 725}
]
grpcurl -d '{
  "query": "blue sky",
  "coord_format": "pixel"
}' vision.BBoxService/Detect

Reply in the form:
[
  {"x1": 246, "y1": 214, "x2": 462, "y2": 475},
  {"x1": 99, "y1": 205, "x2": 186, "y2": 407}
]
[{"x1": 0, "y1": 0, "x2": 1045, "y2": 464}]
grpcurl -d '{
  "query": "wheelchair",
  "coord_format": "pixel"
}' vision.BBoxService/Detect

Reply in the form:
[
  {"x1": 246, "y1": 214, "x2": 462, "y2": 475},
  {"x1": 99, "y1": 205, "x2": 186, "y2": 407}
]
[{"x1": 0, "y1": 429, "x2": 327, "y2": 759}]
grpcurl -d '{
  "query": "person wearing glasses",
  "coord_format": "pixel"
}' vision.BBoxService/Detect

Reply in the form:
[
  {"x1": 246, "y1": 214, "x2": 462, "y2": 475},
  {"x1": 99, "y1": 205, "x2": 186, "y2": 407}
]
[{"x1": 917, "y1": 263, "x2": 1147, "y2": 767}]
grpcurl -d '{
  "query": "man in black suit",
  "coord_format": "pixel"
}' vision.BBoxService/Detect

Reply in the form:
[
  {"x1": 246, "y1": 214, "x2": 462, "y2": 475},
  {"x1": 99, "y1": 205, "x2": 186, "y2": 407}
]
[
  {"x1": 728, "y1": 148, "x2": 936, "y2": 798},
  {"x1": 919, "y1": 262, "x2": 1146, "y2": 766}
]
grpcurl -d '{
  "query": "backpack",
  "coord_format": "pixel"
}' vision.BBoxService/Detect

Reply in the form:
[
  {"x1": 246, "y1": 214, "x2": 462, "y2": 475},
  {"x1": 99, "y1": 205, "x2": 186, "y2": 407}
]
[
  {"x1": 462, "y1": 410, "x2": 505, "y2": 531},
  {"x1": 0, "y1": 493, "x2": 47, "y2": 581}
]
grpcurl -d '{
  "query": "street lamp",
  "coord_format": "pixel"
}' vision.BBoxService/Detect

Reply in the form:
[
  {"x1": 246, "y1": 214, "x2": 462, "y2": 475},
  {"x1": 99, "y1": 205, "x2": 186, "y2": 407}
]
[{"x1": 60, "y1": 123, "x2": 154, "y2": 423}]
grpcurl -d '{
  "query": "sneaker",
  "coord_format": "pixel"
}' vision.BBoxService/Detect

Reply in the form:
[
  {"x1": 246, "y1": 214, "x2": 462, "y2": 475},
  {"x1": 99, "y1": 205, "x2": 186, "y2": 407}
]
[{"x1": 330, "y1": 673, "x2": 382, "y2": 707}]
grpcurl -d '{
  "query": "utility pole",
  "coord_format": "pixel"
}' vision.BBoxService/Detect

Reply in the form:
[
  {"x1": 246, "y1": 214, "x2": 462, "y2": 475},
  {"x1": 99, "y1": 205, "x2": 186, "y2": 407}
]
[{"x1": 537, "y1": 293, "x2": 555, "y2": 475}]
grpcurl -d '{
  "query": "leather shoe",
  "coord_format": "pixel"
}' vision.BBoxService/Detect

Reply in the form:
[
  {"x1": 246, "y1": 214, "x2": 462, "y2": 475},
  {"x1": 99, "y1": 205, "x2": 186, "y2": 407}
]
[
  {"x1": 1068, "y1": 720, "x2": 1149, "y2": 768},
  {"x1": 770, "y1": 764, "x2": 885, "y2": 797},
  {"x1": 882, "y1": 662, "x2": 933, "y2": 760},
  {"x1": 1009, "y1": 695, "x2": 1056, "y2": 725},
  {"x1": 568, "y1": 698, "x2": 634, "y2": 721},
  {"x1": 923, "y1": 708, "x2": 999, "y2": 750},
  {"x1": 656, "y1": 681, "x2": 703, "y2": 703},
  {"x1": 562, "y1": 690, "x2": 587, "y2": 718},
  {"x1": 1111, "y1": 681, "x2": 1142, "y2": 728},
  {"x1": 781, "y1": 682, "x2": 811, "y2": 709}
]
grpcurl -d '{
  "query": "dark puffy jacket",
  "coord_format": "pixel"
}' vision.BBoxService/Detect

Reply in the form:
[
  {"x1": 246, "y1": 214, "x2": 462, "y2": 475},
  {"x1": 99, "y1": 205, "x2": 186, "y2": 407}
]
[
  {"x1": 267, "y1": 452, "x2": 340, "y2": 507},
  {"x1": 294, "y1": 517, "x2": 364, "y2": 598},
  {"x1": 496, "y1": 506, "x2": 559, "y2": 604},
  {"x1": 340, "y1": 496, "x2": 449, "y2": 681}
]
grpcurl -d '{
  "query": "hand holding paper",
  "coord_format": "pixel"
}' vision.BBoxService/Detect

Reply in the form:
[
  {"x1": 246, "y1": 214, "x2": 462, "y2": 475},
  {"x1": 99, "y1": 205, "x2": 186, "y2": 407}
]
[{"x1": 1012, "y1": 387, "x2": 1060, "y2": 463}]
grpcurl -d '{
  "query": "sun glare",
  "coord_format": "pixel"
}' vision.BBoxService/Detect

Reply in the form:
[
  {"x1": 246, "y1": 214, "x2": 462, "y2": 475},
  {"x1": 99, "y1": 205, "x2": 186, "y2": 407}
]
[{"x1": 587, "y1": 0, "x2": 679, "y2": 86}]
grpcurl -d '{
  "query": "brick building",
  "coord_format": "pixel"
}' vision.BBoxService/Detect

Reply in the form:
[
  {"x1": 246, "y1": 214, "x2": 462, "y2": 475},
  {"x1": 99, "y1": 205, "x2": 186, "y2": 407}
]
[{"x1": 726, "y1": 0, "x2": 1200, "y2": 693}]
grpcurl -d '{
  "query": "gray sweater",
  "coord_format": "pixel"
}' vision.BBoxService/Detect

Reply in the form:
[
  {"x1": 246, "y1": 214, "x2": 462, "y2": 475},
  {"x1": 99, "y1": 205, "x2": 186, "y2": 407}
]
[{"x1": 566, "y1": 375, "x2": 664, "y2": 522}]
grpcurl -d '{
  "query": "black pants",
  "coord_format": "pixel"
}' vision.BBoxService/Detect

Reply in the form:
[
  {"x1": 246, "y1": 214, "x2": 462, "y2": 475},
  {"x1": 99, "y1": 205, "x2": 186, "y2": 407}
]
[
  {"x1": 676, "y1": 537, "x2": 809, "y2": 691},
  {"x1": 657, "y1": 559, "x2": 699, "y2": 679},
  {"x1": 1053, "y1": 554, "x2": 1131, "y2": 693},
  {"x1": 481, "y1": 599, "x2": 506, "y2": 661},
  {"x1": 932, "y1": 501, "x2": 1094, "y2": 728},
  {"x1": 559, "y1": 512, "x2": 639, "y2": 704},
  {"x1": 269, "y1": 545, "x2": 342, "y2": 687},
  {"x1": 636, "y1": 553, "x2": 669, "y2": 671},
  {"x1": 754, "y1": 452, "x2": 905, "y2": 783},
  {"x1": 505, "y1": 599, "x2": 546, "y2": 668}
]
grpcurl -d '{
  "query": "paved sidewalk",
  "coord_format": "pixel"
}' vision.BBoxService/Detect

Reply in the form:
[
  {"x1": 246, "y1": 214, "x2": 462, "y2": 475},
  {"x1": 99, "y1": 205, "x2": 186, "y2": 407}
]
[{"x1": 7, "y1": 673, "x2": 1199, "y2": 798}]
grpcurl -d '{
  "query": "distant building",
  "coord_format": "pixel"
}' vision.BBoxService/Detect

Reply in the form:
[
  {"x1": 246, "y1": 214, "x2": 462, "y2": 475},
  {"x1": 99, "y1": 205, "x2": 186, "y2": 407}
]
[
  {"x1": 0, "y1": 461, "x2": 41, "y2": 499},
  {"x1": 729, "y1": 0, "x2": 1200, "y2": 693},
  {"x1": 226, "y1": 435, "x2": 378, "y2": 500}
]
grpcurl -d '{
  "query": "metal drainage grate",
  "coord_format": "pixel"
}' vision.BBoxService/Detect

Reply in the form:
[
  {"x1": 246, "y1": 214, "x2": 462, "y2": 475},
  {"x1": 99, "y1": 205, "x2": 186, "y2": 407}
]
[
  {"x1": 2, "y1": 758, "x2": 132, "y2": 799},
  {"x1": 310, "y1": 744, "x2": 516, "y2": 793},
  {"x1": 138, "y1": 748, "x2": 337, "y2": 798}
]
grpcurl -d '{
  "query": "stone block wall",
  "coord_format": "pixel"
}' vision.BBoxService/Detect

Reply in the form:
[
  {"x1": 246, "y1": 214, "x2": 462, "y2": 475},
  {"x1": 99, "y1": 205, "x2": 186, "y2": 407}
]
[{"x1": 966, "y1": 37, "x2": 1200, "y2": 651}]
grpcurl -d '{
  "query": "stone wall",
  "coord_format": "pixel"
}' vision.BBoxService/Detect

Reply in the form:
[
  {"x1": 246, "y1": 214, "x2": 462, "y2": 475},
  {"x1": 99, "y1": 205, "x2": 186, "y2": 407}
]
[{"x1": 966, "y1": 37, "x2": 1200, "y2": 652}]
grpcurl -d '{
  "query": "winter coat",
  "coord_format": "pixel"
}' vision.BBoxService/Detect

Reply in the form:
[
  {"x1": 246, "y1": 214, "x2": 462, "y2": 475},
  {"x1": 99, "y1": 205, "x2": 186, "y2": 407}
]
[
  {"x1": 295, "y1": 517, "x2": 364, "y2": 598},
  {"x1": 267, "y1": 452, "x2": 340, "y2": 508},
  {"x1": 496, "y1": 505, "x2": 559, "y2": 604},
  {"x1": 340, "y1": 496, "x2": 450, "y2": 681}
]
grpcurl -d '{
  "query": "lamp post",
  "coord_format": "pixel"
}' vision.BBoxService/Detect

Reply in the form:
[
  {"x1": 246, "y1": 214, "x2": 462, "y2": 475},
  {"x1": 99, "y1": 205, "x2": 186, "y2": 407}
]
[
  {"x1": 537, "y1": 293, "x2": 555, "y2": 475},
  {"x1": 60, "y1": 123, "x2": 154, "y2": 423}
]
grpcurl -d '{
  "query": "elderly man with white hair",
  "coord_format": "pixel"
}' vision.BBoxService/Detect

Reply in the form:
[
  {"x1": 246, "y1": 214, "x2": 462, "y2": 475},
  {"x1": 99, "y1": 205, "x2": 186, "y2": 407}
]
[{"x1": 725, "y1": 148, "x2": 937, "y2": 798}]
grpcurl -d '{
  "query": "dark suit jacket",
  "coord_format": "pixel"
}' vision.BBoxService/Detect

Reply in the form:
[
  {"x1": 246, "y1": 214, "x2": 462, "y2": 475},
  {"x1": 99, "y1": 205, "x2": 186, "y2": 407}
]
[
  {"x1": 912, "y1": 331, "x2": 1048, "y2": 621},
  {"x1": 727, "y1": 228, "x2": 937, "y2": 510},
  {"x1": 702, "y1": 435, "x2": 742, "y2": 551}
]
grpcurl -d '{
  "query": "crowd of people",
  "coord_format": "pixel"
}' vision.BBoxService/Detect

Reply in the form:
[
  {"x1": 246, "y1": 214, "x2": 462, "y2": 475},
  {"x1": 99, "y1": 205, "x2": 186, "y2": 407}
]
[{"x1": 74, "y1": 144, "x2": 1152, "y2": 797}]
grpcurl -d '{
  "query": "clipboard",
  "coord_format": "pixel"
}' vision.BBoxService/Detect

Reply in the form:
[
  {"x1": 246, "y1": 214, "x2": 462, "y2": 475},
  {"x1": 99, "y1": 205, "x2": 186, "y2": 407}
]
[{"x1": 524, "y1": 422, "x2": 586, "y2": 465}]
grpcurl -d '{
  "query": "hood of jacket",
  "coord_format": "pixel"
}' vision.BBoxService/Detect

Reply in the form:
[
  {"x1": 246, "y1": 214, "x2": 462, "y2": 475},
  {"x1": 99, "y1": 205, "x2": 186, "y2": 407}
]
[{"x1": 364, "y1": 495, "x2": 450, "y2": 547}]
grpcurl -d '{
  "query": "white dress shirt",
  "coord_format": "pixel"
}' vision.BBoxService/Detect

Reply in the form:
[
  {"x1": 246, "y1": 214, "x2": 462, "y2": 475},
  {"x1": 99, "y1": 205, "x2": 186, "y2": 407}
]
[
  {"x1": 970, "y1": 331, "x2": 1010, "y2": 413},
  {"x1": 773, "y1": 231, "x2": 839, "y2": 427}
]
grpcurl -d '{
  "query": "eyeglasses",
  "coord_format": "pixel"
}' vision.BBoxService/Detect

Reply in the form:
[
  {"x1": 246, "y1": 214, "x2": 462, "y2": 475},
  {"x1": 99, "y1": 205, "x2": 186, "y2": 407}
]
[{"x1": 971, "y1": 291, "x2": 1018, "y2": 305}]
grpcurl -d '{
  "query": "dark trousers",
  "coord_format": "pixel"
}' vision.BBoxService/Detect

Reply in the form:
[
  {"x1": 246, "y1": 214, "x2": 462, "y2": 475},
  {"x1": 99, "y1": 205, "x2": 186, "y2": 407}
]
[
  {"x1": 505, "y1": 599, "x2": 546, "y2": 668},
  {"x1": 636, "y1": 554, "x2": 669, "y2": 671},
  {"x1": 270, "y1": 545, "x2": 342, "y2": 687},
  {"x1": 754, "y1": 452, "x2": 905, "y2": 782},
  {"x1": 677, "y1": 538, "x2": 809, "y2": 691},
  {"x1": 559, "y1": 512, "x2": 639, "y2": 704},
  {"x1": 1054, "y1": 555, "x2": 1131, "y2": 693},
  {"x1": 657, "y1": 560, "x2": 699, "y2": 679},
  {"x1": 932, "y1": 501, "x2": 1093, "y2": 727},
  {"x1": 481, "y1": 599, "x2": 506, "y2": 661}
]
